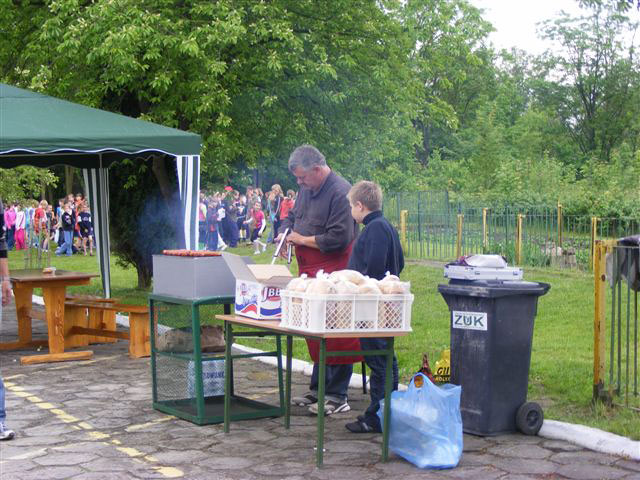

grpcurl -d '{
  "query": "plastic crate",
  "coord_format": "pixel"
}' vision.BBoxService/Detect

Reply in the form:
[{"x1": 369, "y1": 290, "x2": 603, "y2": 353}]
[{"x1": 280, "y1": 291, "x2": 413, "y2": 333}]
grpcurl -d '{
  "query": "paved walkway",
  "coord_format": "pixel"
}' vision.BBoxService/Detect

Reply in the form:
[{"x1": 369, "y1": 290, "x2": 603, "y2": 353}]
[{"x1": 0, "y1": 301, "x2": 638, "y2": 480}]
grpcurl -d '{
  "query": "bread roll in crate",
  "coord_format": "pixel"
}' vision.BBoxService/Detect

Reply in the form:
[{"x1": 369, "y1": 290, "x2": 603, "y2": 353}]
[{"x1": 279, "y1": 270, "x2": 413, "y2": 333}]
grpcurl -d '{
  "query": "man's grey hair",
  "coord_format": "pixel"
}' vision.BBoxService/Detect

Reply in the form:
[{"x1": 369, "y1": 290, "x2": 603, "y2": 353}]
[{"x1": 288, "y1": 144, "x2": 327, "y2": 172}]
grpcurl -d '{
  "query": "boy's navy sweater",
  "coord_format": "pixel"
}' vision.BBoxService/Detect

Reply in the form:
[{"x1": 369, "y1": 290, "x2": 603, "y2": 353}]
[{"x1": 347, "y1": 210, "x2": 404, "y2": 280}]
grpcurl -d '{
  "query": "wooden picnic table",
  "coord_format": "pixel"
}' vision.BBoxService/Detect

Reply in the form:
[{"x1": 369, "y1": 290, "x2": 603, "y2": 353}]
[
  {"x1": 216, "y1": 314, "x2": 409, "y2": 468},
  {"x1": 1, "y1": 269, "x2": 97, "y2": 365}
]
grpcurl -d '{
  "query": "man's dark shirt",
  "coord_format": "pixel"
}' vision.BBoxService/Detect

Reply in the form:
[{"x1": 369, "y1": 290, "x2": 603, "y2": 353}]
[
  {"x1": 281, "y1": 171, "x2": 357, "y2": 253},
  {"x1": 347, "y1": 210, "x2": 404, "y2": 280}
]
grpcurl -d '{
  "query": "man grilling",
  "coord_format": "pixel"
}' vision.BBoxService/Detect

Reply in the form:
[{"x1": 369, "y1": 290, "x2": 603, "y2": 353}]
[{"x1": 278, "y1": 144, "x2": 361, "y2": 415}]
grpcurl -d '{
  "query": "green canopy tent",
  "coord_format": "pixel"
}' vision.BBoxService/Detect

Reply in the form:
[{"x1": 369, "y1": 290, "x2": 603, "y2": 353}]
[{"x1": 0, "y1": 83, "x2": 202, "y2": 297}]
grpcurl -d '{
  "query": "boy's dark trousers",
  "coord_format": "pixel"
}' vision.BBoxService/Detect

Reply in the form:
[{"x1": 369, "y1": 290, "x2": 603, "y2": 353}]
[
  {"x1": 7, "y1": 226, "x2": 14, "y2": 250},
  {"x1": 227, "y1": 221, "x2": 239, "y2": 247},
  {"x1": 360, "y1": 337, "x2": 399, "y2": 430},
  {"x1": 206, "y1": 228, "x2": 218, "y2": 251}
]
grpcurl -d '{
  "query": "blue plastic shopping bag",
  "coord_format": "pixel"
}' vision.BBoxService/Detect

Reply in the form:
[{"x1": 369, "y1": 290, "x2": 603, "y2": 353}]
[{"x1": 378, "y1": 373, "x2": 462, "y2": 469}]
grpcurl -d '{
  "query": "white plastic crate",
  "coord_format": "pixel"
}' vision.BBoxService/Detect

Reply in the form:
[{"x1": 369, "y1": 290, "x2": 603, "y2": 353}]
[{"x1": 279, "y1": 291, "x2": 414, "y2": 333}]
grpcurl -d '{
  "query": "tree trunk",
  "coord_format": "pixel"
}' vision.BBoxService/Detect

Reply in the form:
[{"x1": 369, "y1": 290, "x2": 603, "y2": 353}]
[
  {"x1": 137, "y1": 265, "x2": 152, "y2": 289},
  {"x1": 64, "y1": 166, "x2": 74, "y2": 194}
]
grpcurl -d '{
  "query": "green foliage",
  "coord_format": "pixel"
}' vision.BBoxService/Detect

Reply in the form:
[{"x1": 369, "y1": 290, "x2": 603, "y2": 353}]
[{"x1": 0, "y1": 167, "x2": 58, "y2": 204}]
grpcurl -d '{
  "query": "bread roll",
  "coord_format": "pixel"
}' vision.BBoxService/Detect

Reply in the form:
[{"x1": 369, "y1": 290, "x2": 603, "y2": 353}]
[
  {"x1": 357, "y1": 280, "x2": 381, "y2": 294},
  {"x1": 334, "y1": 280, "x2": 358, "y2": 294},
  {"x1": 305, "y1": 278, "x2": 336, "y2": 295},
  {"x1": 380, "y1": 273, "x2": 400, "y2": 283}
]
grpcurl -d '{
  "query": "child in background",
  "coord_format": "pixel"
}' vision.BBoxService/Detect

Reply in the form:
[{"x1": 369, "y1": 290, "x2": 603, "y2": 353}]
[
  {"x1": 34, "y1": 200, "x2": 49, "y2": 252},
  {"x1": 344, "y1": 181, "x2": 404, "y2": 434},
  {"x1": 236, "y1": 195, "x2": 248, "y2": 243},
  {"x1": 14, "y1": 204, "x2": 26, "y2": 250},
  {"x1": 245, "y1": 201, "x2": 266, "y2": 255},
  {"x1": 78, "y1": 203, "x2": 94, "y2": 256},
  {"x1": 55, "y1": 202, "x2": 74, "y2": 256}
]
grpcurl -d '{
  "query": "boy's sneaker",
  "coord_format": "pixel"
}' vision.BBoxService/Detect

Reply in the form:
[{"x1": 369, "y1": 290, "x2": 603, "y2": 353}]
[
  {"x1": 219, "y1": 244, "x2": 228, "y2": 251},
  {"x1": 253, "y1": 250, "x2": 260, "y2": 255},
  {"x1": 291, "y1": 392, "x2": 317, "y2": 406},
  {"x1": 0, "y1": 423, "x2": 15, "y2": 441},
  {"x1": 309, "y1": 399, "x2": 350, "y2": 415},
  {"x1": 261, "y1": 243, "x2": 267, "y2": 253}
]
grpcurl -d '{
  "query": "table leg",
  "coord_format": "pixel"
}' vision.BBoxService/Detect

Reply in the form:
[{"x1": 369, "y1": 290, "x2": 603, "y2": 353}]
[
  {"x1": 285, "y1": 335, "x2": 292, "y2": 429},
  {"x1": 43, "y1": 286, "x2": 67, "y2": 354},
  {"x1": 223, "y1": 320, "x2": 232, "y2": 433},
  {"x1": 316, "y1": 338, "x2": 326, "y2": 468},
  {"x1": 14, "y1": 284, "x2": 33, "y2": 344},
  {"x1": 382, "y1": 337, "x2": 394, "y2": 462},
  {"x1": 275, "y1": 334, "x2": 285, "y2": 414}
]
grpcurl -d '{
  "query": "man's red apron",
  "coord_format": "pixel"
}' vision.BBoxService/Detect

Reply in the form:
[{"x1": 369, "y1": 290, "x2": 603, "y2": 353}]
[{"x1": 296, "y1": 244, "x2": 362, "y2": 364}]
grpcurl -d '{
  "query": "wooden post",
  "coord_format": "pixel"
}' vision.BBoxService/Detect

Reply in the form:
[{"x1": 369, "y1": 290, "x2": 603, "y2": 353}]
[
  {"x1": 557, "y1": 203, "x2": 563, "y2": 249},
  {"x1": 456, "y1": 214, "x2": 464, "y2": 258},
  {"x1": 482, "y1": 208, "x2": 488, "y2": 252},
  {"x1": 516, "y1": 214, "x2": 524, "y2": 265},
  {"x1": 64, "y1": 304, "x2": 89, "y2": 348},
  {"x1": 590, "y1": 216, "x2": 598, "y2": 271},
  {"x1": 593, "y1": 240, "x2": 607, "y2": 401}
]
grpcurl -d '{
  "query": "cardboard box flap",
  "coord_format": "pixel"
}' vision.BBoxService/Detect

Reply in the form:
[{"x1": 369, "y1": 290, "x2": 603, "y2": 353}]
[
  {"x1": 222, "y1": 252, "x2": 255, "y2": 281},
  {"x1": 266, "y1": 276, "x2": 294, "y2": 288},
  {"x1": 247, "y1": 264, "x2": 292, "y2": 281}
]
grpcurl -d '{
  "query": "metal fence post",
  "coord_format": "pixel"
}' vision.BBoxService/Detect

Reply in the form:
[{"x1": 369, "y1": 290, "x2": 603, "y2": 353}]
[
  {"x1": 516, "y1": 214, "x2": 524, "y2": 265},
  {"x1": 590, "y1": 216, "x2": 598, "y2": 271},
  {"x1": 456, "y1": 214, "x2": 464, "y2": 258},
  {"x1": 482, "y1": 208, "x2": 488, "y2": 252},
  {"x1": 400, "y1": 210, "x2": 408, "y2": 252},
  {"x1": 557, "y1": 203, "x2": 563, "y2": 249}
]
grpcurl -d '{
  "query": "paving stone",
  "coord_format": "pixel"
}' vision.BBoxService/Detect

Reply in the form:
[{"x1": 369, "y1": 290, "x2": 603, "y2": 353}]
[
  {"x1": 542, "y1": 439, "x2": 584, "y2": 451},
  {"x1": 556, "y1": 463, "x2": 632, "y2": 479},
  {"x1": 488, "y1": 457, "x2": 559, "y2": 475},
  {"x1": 550, "y1": 450, "x2": 624, "y2": 465},
  {"x1": 616, "y1": 459, "x2": 640, "y2": 473},
  {"x1": 80, "y1": 456, "x2": 144, "y2": 472},
  {"x1": 71, "y1": 472, "x2": 144, "y2": 480},
  {"x1": 308, "y1": 465, "x2": 383, "y2": 480},
  {"x1": 487, "y1": 443, "x2": 553, "y2": 459},
  {"x1": 440, "y1": 465, "x2": 505, "y2": 480},
  {"x1": 461, "y1": 435, "x2": 490, "y2": 452},
  {"x1": 0, "y1": 459, "x2": 39, "y2": 475},
  {"x1": 12, "y1": 466, "x2": 85, "y2": 479},
  {"x1": 151, "y1": 448, "x2": 210, "y2": 464},
  {"x1": 33, "y1": 452, "x2": 98, "y2": 466},
  {"x1": 251, "y1": 460, "x2": 316, "y2": 476},
  {"x1": 198, "y1": 455, "x2": 255, "y2": 470}
]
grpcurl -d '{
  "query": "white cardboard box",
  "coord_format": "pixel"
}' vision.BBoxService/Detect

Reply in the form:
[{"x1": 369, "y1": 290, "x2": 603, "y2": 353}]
[{"x1": 231, "y1": 263, "x2": 292, "y2": 320}]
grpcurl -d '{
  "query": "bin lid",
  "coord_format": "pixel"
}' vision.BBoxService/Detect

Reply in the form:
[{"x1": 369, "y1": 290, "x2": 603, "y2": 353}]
[{"x1": 438, "y1": 280, "x2": 550, "y2": 298}]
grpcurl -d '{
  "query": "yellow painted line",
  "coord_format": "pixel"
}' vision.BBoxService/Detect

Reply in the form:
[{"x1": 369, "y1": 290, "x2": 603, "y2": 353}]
[
  {"x1": 117, "y1": 446, "x2": 145, "y2": 457},
  {"x1": 47, "y1": 365, "x2": 72, "y2": 370},
  {"x1": 153, "y1": 467, "x2": 184, "y2": 478},
  {"x1": 88, "y1": 431, "x2": 110, "y2": 440},
  {"x1": 125, "y1": 415, "x2": 173, "y2": 432},
  {"x1": 4, "y1": 374, "x2": 25, "y2": 380},
  {"x1": 7, "y1": 379, "x2": 183, "y2": 478},
  {"x1": 6, "y1": 447, "x2": 48, "y2": 460}
]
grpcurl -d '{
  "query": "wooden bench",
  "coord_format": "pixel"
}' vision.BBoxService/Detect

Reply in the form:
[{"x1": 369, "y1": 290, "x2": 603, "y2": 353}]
[{"x1": 64, "y1": 300, "x2": 150, "y2": 358}]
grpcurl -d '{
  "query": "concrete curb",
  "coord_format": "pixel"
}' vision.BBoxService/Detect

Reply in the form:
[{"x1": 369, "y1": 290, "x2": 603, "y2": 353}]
[{"x1": 32, "y1": 295, "x2": 637, "y2": 460}]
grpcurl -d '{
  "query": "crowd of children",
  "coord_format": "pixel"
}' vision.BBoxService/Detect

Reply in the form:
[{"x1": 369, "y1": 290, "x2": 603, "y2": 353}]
[
  {"x1": 199, "y1": 185, "x2": 296, "y2": 255},
  {"x1": 2, "y1": 193, "x2": 95, "y2": 256}
]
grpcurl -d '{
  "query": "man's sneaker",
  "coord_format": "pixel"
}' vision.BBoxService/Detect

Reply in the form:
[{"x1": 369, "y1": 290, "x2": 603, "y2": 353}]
[
  {"x1": 0, "y1": 423, "x2": 15, "y2": 441},
  {"x1": 291, "y1": 392, "x2": 317, "y2": 406},
  {"x1": 309, "y1": 399, "x2": 350, "y2": 415},
  {"x1": 345, "y1": 419, "x2": 381, "y2": 433}
]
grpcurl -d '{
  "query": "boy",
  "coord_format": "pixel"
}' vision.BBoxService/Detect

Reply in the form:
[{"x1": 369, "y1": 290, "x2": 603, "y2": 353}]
[
  {"x1": 78, "y1": 203, "x2": 94, "y2": 256},
  {"x1": 55, "y1": 202, "x2": 74, "y2": 256},
  {"x1": 345, "y1": 180, "x2": 404, "y2": 433}
]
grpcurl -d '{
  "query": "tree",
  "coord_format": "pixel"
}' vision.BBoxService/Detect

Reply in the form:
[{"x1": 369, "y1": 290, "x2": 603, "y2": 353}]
[
  {"x1": 538, "y1": 4, "x2": 640, "y2": 162},
  {"x1": 0, "y1": 167, "x2": 58, "y2": 204}
]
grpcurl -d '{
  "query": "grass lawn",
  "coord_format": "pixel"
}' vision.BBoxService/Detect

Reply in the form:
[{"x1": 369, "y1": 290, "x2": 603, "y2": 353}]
[{"x1": 8, "y1": 244, "x2": 639, "y2": 439}]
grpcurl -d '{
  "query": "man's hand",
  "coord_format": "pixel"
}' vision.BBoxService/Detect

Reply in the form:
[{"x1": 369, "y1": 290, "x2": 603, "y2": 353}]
[
  {"x1": 2, "y1": 280, "x2": 11, "y2": 306},
  {"x1": 286, "y1": 231, "x2": 306, "y2": 246}
]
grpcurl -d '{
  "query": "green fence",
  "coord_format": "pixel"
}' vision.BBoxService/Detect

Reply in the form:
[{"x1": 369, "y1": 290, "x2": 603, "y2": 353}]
[{"x1": 384, "y1": 192, "x2": 640, "y2": 269}]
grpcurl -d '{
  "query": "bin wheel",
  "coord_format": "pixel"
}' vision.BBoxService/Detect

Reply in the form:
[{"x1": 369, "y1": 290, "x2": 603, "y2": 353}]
[{"x1": 516, "y1": 402, "x2": 543, "y2": 435}]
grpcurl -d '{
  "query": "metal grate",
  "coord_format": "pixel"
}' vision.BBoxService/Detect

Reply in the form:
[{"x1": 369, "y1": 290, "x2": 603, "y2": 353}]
[{"x1": 155, "y1": 354, "x2": 193, "y2": 403}]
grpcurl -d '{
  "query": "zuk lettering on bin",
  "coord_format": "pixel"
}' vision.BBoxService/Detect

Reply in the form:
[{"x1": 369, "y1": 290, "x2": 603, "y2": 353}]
[{"x1": 452, "y1": 311, "x2": 487, "y2": 331}]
